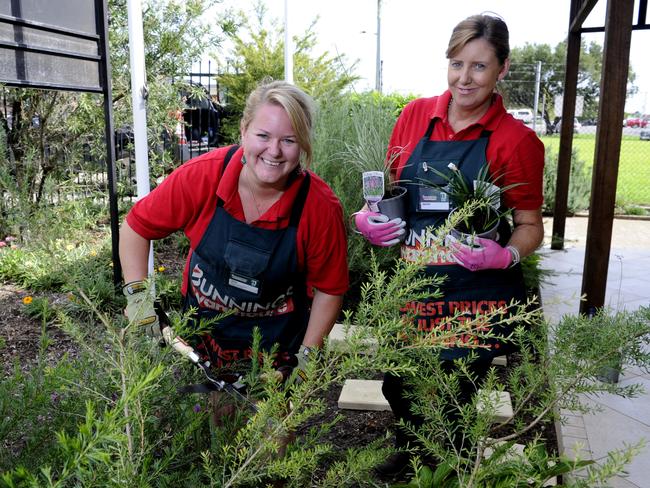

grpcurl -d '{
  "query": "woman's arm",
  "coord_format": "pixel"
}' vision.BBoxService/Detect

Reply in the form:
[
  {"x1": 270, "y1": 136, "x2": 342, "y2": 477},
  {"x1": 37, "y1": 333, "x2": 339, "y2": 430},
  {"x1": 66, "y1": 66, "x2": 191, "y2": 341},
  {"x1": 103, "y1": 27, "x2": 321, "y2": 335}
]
[
  {"x1": 301, "y1": 289, "x2": 343, "y2": 348},
  {"x1": 508, "y1": 208, "x2": 544, "y2": 259},
  {"x1": 119, "y1": 221, "x2": 152, "y2": 283}
]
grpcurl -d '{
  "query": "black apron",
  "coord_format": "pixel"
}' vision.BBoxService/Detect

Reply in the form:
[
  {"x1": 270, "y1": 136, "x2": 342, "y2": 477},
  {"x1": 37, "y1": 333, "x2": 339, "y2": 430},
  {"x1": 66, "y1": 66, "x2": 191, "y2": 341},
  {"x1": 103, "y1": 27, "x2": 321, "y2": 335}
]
[
  {"x1": 400, "y1": 118, "x2": 526, "y2": 360},
  {"x1": 184, "y1": 146, "x2": 311, "y2": 368}
]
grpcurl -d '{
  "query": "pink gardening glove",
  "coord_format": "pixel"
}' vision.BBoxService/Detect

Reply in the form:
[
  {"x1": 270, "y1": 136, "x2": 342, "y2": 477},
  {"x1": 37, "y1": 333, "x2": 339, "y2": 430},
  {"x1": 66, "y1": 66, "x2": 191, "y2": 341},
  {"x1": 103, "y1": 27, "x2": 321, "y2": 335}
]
[
  {"x1": 353, "y1": 211, "x2": 406, "y2": 247},
  {"x1": 447, "y1": 236, "x2": 512, "y2": 271}
]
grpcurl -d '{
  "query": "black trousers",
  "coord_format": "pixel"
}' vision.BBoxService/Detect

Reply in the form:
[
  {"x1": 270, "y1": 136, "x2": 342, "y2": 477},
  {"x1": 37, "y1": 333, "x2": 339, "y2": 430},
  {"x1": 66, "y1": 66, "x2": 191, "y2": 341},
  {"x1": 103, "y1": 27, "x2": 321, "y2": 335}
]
[{"x1": 381, "y1": 355, "x2": 494, "y2": 449}]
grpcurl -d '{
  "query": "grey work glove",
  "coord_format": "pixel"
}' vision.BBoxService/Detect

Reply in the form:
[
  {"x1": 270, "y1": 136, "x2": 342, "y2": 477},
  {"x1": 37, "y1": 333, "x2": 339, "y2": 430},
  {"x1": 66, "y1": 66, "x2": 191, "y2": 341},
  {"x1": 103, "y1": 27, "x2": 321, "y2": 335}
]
[
  {"x1": 123, "y1": 280, "x2": 161, "y2": 338},
  {"x1": 293, "y1": 345, "x2": 315, "y2": 384}
]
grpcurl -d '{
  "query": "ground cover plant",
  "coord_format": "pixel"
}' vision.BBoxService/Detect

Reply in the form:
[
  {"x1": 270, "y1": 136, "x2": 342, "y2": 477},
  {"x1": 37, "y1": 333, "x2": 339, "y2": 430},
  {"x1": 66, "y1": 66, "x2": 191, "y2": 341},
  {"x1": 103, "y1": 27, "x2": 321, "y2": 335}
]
[
  {"x1": 2, "y1": 195, "x2": 650, "y2": 487},
  {"x1": 2, "y1": 87, "x2": 650, "y2": 486}
]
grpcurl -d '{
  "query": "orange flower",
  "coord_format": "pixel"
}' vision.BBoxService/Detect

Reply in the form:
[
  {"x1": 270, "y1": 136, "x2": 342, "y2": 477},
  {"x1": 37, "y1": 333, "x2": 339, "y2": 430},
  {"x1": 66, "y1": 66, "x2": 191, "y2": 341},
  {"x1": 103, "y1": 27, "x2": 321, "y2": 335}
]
[{"x1": 22, "y1": 296, "x2": 33, "y2": 305}]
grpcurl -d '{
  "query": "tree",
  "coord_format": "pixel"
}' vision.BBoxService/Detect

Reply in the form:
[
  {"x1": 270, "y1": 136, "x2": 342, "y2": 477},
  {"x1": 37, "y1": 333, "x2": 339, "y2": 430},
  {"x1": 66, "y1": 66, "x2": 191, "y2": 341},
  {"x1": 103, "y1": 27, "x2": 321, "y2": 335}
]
[
  {"x1": 500, "y1": 40, "x2": 636, "y2": 133},
  {"x1": 215, "y1": 1, "x2": 359, "y2": 142},
  {"x1": 1, "y1": 0, "x2": 229, "y2": 218},
  {"x1": 75, "y1": 0, "x2": 230, "y2": 172}
]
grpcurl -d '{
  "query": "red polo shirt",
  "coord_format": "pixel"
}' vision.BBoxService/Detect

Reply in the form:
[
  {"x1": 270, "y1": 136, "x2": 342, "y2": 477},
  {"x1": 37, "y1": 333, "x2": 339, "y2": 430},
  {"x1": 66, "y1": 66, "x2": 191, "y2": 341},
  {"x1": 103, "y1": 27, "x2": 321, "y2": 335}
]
[
  {"x1": 388, "y1": 90, "x2": 544, "y2": 210},
  {"x1": 126, "y1": 145, "x2": 349, "y2": 297}
]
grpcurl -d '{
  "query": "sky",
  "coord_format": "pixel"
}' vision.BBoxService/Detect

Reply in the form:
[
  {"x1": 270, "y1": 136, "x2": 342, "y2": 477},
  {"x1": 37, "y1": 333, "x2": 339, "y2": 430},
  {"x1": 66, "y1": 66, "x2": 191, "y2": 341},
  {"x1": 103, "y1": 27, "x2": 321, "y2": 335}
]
[{"x1": 208, "y1": 0, "x2": 649, "y2": 114}]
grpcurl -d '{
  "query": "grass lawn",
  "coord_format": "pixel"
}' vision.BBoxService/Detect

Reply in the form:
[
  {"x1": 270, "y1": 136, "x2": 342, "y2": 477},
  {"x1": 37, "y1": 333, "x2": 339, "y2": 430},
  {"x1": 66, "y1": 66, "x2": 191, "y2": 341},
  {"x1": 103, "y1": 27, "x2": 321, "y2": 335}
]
[{"x1": 541, "y1": 134, "x2": 650, "y2": 206}]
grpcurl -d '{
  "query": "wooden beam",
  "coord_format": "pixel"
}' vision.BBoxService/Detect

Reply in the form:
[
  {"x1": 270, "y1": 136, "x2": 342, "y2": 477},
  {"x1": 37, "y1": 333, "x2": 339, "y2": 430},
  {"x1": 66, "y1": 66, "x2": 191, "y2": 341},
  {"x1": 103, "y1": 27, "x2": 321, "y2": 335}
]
[
  {"x1": 639, "y1": 0, "x2": 648, "y2": 26},
  {"x1": 570, "y1": 0, "x2": 599, "y2": 32},
  {"x1": 580, "y1": 0, "x2": 634, "y2": 314},
  {"x1": 551, "y1": 0, "x2": 582, "y2": 249}
]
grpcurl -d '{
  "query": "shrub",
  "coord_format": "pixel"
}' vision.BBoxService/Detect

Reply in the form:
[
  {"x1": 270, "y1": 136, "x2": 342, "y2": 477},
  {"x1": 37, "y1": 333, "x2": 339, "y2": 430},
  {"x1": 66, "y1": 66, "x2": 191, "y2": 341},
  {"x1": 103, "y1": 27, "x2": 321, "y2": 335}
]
[
  {"x1": 312, "y1": 92, "x2": 413, "y2": 305},
  {"x1": 542, "y1": 146, "x2": 592, "y2": 215}
]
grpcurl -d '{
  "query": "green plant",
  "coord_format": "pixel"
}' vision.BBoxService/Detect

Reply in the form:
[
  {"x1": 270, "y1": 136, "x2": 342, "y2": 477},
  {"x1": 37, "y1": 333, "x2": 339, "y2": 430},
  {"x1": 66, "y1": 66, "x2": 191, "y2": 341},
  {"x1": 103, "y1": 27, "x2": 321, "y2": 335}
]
[
  {"x1": 23, "y1": 296, "x2": 55, "y2": 323},
  {"x1": 4, "y1": 104, "x2": 650, "y2": 485},
  {"x1": 617, "y1": 204, "x2": 648, "y2": 216},
  {"x1": 542, "y1": 146, "x2": 592, "y2": 215},
  {"x1": 393, "y1": 441, "x2": 594, "y2": 487},
  {"x1": 421, "y1": 163, "x2": 522, "y2": 237},
  {"x1": 215, "y1": 3, "x2": 358, "y2": 143},
  {"x1": 312, "y1": 92, "x2": 404, "y2": 307},
  {"x1": 340, "y1": 102, "x2": 403, "y2": 193}
]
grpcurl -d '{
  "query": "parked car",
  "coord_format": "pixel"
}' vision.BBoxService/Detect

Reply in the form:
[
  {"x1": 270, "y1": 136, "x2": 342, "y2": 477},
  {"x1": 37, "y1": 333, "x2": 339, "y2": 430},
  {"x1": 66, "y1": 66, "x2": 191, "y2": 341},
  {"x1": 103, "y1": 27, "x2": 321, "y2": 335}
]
[
  {"x1": 507, "y1": 108, "x2": 534, "y2": 123},
  {"x1": 178, "y1": 81, "x2": 224, "y2": 147},
  {"x1": 554, "y1": 117, "x2": 581, "y2": 134},
  {"x1": 113, "y1": 82, "x2": 226, "y2": 163},
  {"x1": 625, "y1": 117, "x2": 648, "y2": 128},
  {"x1": 168, "y1": 81, "x2": 227, "y2": 162},
  {"x1": 114, "y1": 126, "x2": 134, "y2": 159},
  {"x1": 640, "y1": 129, "x2": 650, "y2": 141}
]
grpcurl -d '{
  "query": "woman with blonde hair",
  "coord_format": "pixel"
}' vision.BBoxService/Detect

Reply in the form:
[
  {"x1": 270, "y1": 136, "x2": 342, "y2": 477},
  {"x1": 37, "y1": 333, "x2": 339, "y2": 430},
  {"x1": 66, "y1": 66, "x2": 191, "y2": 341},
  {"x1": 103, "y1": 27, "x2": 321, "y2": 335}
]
[{"x1": 120, "y1": 80, "x2": 348, "y2": 391}]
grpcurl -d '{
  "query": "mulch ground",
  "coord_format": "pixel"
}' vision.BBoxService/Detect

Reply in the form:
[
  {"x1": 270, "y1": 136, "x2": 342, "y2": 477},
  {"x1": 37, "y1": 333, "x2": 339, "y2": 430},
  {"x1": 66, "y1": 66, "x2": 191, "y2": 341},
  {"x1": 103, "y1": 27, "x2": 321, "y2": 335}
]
[{"x1": 0, "y1": 284, "x2": 78, "y2": 378}]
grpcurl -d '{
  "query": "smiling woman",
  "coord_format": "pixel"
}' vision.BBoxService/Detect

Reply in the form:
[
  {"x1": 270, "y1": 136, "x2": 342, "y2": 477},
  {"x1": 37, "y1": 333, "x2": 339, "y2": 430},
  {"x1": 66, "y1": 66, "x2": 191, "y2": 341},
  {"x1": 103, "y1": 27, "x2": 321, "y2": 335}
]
[
  {"x1": 351, "y1": 13, "x2": 546, "y2": 478},
  {"x1": 118, "y1": 80, "x2": 349, "y2": 443}
]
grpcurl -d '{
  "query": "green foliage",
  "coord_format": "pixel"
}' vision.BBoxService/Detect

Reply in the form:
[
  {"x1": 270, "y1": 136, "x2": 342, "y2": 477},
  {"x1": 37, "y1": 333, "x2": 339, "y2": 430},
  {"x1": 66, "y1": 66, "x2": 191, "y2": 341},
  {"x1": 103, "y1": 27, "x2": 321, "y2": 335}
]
[
  {"x1": 2, "y1": 210, "x2": 650, "y2": 486},
  {"x1": 542, "y1": 134, "x2": 650, "y2": 208},
  {"x1": 500, "y1": 40, "x2": 628, "y2": 127},
  {"x1": 393, "y1": 442, "x2": 594, "y2": 487},
  {"x1": 542, "y1": 146, "x2": 592, "y2": 215},
  {"x1": 0, "y1": 332, "x2": 89, "y2": 472},
  {"x1": 215, "y1": 1, "x2": 359, "y2": 142},
  {"x1": 417, "y1": 163, "x2": 522, "y2": 238},
  {"x1": 311, "y1": 91, "x2": 416, "y2": 305},
  {"x1": 1, "y1": 301, "x2": 210, "y2": 486},
  {"x1": 23, "y1": 297, "x2": 57, "y2": 324},
  {"x1": 385, "y1": 305, "x2": 650, "y2": 487},
  {"x1": 617, "y1": 204, "x2": 648, "y2": 216},
  {"x1": 1, "y1": 0, "x2": 227, "y2": 214},
  {"x1": 520, "y1": 253, "x2": 551, "y2": 292}
]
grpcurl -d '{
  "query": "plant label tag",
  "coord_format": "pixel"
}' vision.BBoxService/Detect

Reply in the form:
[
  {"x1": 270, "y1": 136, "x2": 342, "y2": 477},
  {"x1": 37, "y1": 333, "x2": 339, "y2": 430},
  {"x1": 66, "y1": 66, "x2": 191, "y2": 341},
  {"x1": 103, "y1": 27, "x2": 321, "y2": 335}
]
[
  {"x1": 228, "y1": 272, "x2": 260, "y2": 295},
  {"x1": 362, "y1": 171, "x2": 385, "y2": 212},
  {"x1": 418, "y1": 187, "x2": 450, "y2": 211}
]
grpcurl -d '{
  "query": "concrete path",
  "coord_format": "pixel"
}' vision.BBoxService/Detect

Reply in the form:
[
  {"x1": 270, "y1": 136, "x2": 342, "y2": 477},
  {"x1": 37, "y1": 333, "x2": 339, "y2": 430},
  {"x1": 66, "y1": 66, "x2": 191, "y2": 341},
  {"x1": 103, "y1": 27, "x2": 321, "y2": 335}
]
[
  {"x1": 540, "y1": 216, "x2": 650, "y2": 488},
  {"x1": 333, "y1": 216, "x2": 650, "y2": 486}
]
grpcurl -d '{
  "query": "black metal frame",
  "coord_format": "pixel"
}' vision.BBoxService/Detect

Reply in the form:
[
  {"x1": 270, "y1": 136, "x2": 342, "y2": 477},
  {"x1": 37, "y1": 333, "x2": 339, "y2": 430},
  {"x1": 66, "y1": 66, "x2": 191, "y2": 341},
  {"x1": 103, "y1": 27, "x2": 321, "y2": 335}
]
[{"x1": 0, "y1": 0, "x2": 121, "y2": 285}]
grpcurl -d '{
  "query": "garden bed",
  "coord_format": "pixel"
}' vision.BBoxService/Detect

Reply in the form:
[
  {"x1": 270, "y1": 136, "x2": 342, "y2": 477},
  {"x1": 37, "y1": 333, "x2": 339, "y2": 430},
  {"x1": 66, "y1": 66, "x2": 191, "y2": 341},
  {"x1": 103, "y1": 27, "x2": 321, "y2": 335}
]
[
  {"x1": 0, "y1": 241, "x2": 558, "y2": 483},
  {"x1": 0, "y1": 284, "x2": 77, "y2": 378}
]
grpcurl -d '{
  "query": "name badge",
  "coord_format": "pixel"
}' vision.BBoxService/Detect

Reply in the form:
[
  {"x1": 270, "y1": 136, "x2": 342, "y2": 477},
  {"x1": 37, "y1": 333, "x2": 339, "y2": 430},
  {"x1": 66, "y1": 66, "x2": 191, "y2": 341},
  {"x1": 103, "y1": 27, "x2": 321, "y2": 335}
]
[
  {"x1": 228, "y1": 272, "x2": 260, "y2": 295},
  {"x1": 418, "y1": 187, "x2": 450, "y2": 211}
]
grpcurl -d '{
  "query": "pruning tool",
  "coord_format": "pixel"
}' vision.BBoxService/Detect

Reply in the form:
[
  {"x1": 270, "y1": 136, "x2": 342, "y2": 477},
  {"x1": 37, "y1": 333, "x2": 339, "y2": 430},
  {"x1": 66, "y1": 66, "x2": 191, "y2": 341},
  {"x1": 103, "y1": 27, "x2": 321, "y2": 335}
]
[{"x1": 157, "y1": 313, "x2": 258, "y2": 412}]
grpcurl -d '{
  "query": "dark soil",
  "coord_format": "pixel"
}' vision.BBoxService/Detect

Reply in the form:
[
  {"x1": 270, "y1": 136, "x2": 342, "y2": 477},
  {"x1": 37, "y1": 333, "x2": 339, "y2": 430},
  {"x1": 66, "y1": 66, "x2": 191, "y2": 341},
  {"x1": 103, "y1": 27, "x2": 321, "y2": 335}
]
[{"x1": 0, "y1": 284, "x2": 78, "y2": 378}]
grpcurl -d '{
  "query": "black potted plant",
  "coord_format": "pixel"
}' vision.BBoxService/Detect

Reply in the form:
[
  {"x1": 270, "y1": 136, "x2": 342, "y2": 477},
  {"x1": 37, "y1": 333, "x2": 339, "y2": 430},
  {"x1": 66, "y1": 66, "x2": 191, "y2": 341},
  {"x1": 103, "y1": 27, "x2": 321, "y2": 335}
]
[{"x1": 421, "y1": 162, "x2": 523, "y2": 246}]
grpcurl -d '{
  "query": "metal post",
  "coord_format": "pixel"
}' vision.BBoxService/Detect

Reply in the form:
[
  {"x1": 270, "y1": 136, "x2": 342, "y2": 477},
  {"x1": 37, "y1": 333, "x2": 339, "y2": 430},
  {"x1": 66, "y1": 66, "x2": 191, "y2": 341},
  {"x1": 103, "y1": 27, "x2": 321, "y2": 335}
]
[
  {"x1": 96, "y1": 0, "x2": 121, "y2": 286},
  {"x1": 533, "y1": 61, "x2": 542, "y2": 133},
  {"x1": 126, "y1": 0, "x2": 154, "y2": 276},
  {"x1": 284, "y1": 0, "x2": 293, "y2": 83},
  {"x1": 375, "y1": 0, "x2": 382, "y2": 92}
]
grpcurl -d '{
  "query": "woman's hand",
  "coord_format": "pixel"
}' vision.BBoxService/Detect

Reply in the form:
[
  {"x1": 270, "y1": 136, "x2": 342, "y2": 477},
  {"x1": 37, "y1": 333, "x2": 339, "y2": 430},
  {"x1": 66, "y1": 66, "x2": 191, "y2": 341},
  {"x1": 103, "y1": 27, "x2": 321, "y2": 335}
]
[
  {"x1": 447, "y1": 236, "x2": 514, "y2": 271},
  {"x1": 353, "y1": 211, "x2": 406, "y2": 247}
]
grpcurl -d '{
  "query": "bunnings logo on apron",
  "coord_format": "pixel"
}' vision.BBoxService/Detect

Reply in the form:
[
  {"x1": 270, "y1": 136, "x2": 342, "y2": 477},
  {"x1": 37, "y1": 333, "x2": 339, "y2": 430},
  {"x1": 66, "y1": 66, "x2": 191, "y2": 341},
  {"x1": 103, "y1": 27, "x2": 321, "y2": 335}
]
[{"x1": 191, "y1": 263, "x2": 295, "y2": 317}]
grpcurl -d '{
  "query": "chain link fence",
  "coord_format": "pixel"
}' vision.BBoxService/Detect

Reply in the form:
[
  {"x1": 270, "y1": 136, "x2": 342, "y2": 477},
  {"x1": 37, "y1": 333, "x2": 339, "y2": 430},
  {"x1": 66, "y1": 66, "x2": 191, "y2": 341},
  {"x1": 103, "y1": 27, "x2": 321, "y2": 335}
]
[{"x1": 501, "y1": 61, "x2": 650, "y2": 212}]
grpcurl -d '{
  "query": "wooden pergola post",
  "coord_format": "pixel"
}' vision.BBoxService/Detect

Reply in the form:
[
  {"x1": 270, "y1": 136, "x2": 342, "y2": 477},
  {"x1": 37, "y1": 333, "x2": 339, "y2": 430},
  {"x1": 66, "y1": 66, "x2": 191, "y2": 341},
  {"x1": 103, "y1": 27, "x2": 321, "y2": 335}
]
[
  {"x1": 580, "y1": 0, "x2": 634, "y2": 314},
  {"x1": 551, "y1": 0, "x2": 583, "y2": 250}
]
